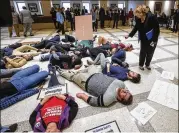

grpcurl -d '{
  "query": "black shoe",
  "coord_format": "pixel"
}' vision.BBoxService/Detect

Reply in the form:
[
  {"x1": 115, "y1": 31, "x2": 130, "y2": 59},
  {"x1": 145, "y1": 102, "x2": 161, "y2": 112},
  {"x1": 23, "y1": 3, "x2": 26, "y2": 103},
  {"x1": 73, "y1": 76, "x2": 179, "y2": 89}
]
[
  {"x1": 30, "y1": 34, "x2": 34, "y2": 36},
  {"x1": 5, "y1": 123, "x2": 18, "y2": 132},
  {"x1": 24, "y1": 35, "x2": 27, "y2": 37},
  {"x1": 146, "y1": 66, "x2": 151, "y2": 70},
  {"x1": 139, "y1": 66, "x2": 144, "y2": 70}
]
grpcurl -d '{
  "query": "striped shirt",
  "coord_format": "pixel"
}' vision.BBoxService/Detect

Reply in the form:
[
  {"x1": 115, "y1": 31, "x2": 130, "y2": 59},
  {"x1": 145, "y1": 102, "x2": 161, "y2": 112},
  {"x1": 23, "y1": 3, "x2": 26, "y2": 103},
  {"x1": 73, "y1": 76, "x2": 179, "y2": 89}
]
[{"x1": 86, "y1": 73, "x2": 126, "y2": 107}]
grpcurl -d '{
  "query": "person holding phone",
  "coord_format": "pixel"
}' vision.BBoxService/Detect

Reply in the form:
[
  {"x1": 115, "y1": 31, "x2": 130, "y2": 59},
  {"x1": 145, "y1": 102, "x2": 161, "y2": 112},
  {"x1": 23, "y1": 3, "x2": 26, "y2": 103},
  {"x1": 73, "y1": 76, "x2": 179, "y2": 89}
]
[{"x1": 125, "y1": 5, "x2": 160, "y2": 70}]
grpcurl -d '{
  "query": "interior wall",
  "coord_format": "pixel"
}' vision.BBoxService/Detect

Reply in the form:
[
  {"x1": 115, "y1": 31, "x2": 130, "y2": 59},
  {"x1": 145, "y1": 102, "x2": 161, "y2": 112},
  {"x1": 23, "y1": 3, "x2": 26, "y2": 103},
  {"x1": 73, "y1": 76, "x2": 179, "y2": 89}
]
[
  {"x1": 12, "y1": 0, "x2": 42, "y2": 15},
  {"x1": 146, "y1": 0, "x2": 175, "y2": 16},
  {"x1": 127, "y1": 1, "x2": 145, "y2": 12}
]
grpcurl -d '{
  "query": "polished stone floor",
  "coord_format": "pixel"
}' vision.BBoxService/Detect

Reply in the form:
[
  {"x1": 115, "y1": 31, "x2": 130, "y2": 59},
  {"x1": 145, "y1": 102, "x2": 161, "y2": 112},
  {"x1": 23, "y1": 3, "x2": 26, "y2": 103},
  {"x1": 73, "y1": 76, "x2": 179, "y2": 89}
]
[{"x1": 0, "y1": 26, "x2": 178, "y2": 132}]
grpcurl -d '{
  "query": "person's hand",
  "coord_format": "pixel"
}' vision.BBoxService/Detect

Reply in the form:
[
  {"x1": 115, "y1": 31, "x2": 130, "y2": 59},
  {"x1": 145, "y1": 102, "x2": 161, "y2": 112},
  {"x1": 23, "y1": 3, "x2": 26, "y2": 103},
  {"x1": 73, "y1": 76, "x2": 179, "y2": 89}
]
[
  {"x1": 56, "y1": 94, "x2": 66, "y2": 100},
  {"x1": 150, "y1": 42, "x2": 157, "y2": 47},
  {"x1": 122, "y1": 62, "x2": 129, "y2": 68},
  {"x1": 125, "y1": 35, "x2": 129, "y2": 39},
  {"x1": 40, "y1": 95, "x2": 53, "y2": 105}
]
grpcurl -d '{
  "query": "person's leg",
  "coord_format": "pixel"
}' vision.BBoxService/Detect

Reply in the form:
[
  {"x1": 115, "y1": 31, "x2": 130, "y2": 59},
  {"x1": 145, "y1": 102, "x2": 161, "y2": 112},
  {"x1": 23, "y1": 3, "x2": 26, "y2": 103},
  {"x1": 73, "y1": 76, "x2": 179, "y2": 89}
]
[
  {"x1": 116, "y1": 20, "x2": 118, "y2": 28},
  {"x1": 90, "y1": 53, "x2": 109, "y2": 69},
  {"x1": 145, "y1": 45, "x2": 156, "y2": 67},
  {"x1": 62, "y1": 23, "x2": 65, "y2": 35},
  {"x1": 60, "y1": 70, "x2": 89, "y2": 90},
  {"x1": 96, "y1": 19, "x2": 98, "y2": 29},
  {"x1": 113, "y1": 19, "x2": 115, "y2": 28},
  {"x1": 139, "y1": 44, "x2": 147, "y2": 68},
  {"x1": 92, "y1": 22, "x2": 95, "y2": 31},
  {"x1": 8, "y1": 26, "x2": 13, "y2": 37},
  {"x1": 57, "y1": 22, "x2": 61, "y2": 33},
  {"x1": 53, "y1": 19, "x2": 57, "y2": 29},
  {"x1": 23, "y1": 23, "x2": 28, "y2": 36},
  {"x1": 11, "y1": 65, "x2": 40, "y2": 79},
  {"x1": 0, "y1": 68, "x2": 22, "y2": 78},
  {"x1": 40, "y1": 53, "x2": 51, "y2": 61},
  {"x1": 21, "y1": 71, "x2": 48, "y2": 89},
  {"x1": 13, "y1": 24, "x2": 19, "y2": 37},
  {"x1": 29, "y1": 23, "x2": 33, "y2": 35}
]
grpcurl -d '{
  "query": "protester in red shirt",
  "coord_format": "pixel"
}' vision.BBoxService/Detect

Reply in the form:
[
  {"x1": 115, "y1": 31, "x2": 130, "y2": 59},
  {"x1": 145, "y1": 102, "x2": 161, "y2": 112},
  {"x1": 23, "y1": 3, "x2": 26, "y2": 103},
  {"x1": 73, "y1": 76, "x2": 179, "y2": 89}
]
[{"x1": 29, "y1": 94, "x2": 78, "y2": 132}]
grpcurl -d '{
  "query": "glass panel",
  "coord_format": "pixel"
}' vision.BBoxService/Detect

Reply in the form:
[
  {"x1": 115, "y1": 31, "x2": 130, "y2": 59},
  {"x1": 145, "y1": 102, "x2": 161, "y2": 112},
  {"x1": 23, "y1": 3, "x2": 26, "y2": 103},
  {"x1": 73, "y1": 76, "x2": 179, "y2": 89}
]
[
  {"x1": 118, "y1": 4, "x2": 123, "y2": 9},
  {"x1": 17, "y1": 2, "x2": 26, "y2": 12},
  {"x1": 83, "y1": 3, "x2": 90, "y2": 13},
  {"x1": 62, "y1": 2, "x2": 71, "y2": 10}
]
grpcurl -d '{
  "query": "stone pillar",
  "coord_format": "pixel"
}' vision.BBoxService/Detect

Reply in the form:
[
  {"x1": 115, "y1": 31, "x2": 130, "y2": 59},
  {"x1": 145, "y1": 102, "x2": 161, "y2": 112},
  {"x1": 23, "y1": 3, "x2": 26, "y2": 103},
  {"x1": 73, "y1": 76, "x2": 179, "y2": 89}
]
[{"x1": 41, "y1": 0, "x2": 51, "y2": 16}]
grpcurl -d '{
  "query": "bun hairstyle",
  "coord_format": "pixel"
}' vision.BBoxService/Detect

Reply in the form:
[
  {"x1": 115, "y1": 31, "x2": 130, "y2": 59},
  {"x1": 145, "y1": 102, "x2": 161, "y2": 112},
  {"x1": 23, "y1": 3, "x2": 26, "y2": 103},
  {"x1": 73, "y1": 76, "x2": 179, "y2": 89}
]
[{"x1": 134, "y1": 5, "x2": 147, "y2": 16}]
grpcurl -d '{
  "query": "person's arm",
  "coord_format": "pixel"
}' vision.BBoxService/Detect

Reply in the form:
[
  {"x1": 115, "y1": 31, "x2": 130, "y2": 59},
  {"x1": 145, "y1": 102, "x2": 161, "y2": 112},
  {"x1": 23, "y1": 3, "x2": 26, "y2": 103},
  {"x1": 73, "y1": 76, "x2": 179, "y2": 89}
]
[
  {"x1": 128, "y1": 21, "x2": 138, "y2": 37},
  {"x1": 29, "y1": 103, "x2": 42, "y2": 129},
  {"x1": 66, "y1": 97, "x2": 78, "y2": 124},
  {"x1": 152, "y1": 16, "x2": 160, "y2": 43},
  {"x1": 6, "y1": 57, "x2": 27, "y2": 68}
]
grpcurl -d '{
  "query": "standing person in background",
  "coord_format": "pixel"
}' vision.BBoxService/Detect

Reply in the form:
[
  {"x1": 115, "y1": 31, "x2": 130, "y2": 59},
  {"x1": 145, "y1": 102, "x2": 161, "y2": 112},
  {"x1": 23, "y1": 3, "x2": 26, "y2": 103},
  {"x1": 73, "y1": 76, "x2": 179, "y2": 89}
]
[
  {"x1": 128, "y1": 8, "x2": 134, "y2": 26},
  {"x1": 106, "y1": 7, "x2": 112, "y2": 28},
  {"x1": 99, "y1": 6, "x2": 105, "y2": 29},
  {"x1": 70, "y1": 7, "x2": 75, "y2": 31},
  {"x1": 8, "y1": 6, "x2": 20, "y2": 37},
  {"x1": 91, "y1": 8, "x2": 97, "y2": 32},
  {"x1": 173, "y1": 5, "x2": 179, "y2": 33},
  {"x1": 66, "y1": 8, "x2": 73, "y2": 31},
  {"x1": 121, "y1": 8, "x2": 127, "y2": 26},
  {"x1": 20, "y1": 6, "x2": 34, "y2": 37},
  {"x1": 113, "y1": 6, "x2": 119, "y2": 29},
  {"x1": 56, "y1": 8, "x2": 65, "y2": 35},
  {"x1": 146, "y1": 6, "x2": 152, "y2": 15},
  {"x1": 82, "y1": 6, "x2": 88, "y2": 15},
  {"x1": 50, "y1": 7, "x2": 57, "y2": 29},
  {"x1": 125, "y1": 5, "x2": 160, "y2": 70},
  {"x1": 95, "y1": 6, "x2": 100, "y2": 30}
]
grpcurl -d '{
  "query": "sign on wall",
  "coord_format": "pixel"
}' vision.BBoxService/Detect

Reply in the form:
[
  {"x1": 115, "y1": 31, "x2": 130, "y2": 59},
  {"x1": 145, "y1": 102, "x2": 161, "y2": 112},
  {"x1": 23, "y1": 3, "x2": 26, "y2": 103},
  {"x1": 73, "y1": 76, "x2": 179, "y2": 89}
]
[
  {"x1": 85, "y1": 121, "x2": 120, "y2": 133},
  {"x1": 28, "y1": 3, "x2": 38, "y2": 12}
]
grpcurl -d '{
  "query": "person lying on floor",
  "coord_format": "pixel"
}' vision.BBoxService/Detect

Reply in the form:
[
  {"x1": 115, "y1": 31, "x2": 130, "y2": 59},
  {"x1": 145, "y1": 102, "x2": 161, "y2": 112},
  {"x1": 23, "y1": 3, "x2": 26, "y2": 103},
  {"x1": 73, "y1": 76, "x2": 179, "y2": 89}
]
[
  {"x1": 1, "y1": 55, "x2": 33, "y2": 69},
  {"x1": 29, "y1": 66, "x2": 78, "y2": 132},
  {"x1": 98, "y1": 36, "x2": 134, "y2": 51},
  {"x1": 87, "y1": 53, "x2": 141, "y2": 83},
  {"x1": 40, "y1": 51, "x2": 82, "y2": 70},
  {"x1": 74, "y1": 35, "x2": 97, "y2": 48},
  {"x1": 0, "y1": 65, "x2": 48, "y2": 99},
  {"x1": 57, "y1": 65, "x2": 133, "y2": 107},
  {"x1": 111, "y1": 48, "x2": 129, "y2": 68},
  {"x1": 12, "y1": 45, "x2": 48, "y2": 56},
  {"x1": 71, "y1": 46, "x2": 109, "y2": 60}
]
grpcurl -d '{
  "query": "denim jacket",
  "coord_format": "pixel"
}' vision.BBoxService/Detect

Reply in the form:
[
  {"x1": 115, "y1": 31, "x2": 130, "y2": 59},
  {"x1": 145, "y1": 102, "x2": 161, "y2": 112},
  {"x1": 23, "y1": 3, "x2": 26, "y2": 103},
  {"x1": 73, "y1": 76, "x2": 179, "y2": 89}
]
[{"x1": 56, "y1": 12, "x2": 64, "y2": 24}]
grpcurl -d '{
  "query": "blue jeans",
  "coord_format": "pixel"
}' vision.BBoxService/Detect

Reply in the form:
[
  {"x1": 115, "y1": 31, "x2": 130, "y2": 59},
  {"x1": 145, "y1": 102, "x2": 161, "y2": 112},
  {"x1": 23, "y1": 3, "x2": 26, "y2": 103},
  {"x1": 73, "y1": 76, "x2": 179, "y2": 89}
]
[
  {"x1": 0, "y1": 68, "x2": 22, "y2": 78},
  {"x1": 9, "y1": 65, "x2": 48, "y2": 91}
]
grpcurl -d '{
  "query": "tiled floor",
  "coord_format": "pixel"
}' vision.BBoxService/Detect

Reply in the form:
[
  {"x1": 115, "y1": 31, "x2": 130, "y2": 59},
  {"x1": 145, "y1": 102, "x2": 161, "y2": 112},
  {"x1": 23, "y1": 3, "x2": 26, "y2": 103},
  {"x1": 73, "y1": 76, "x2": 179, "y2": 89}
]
[{"x1": 0, "y1": 27, "x2": 178, "y2": 132}]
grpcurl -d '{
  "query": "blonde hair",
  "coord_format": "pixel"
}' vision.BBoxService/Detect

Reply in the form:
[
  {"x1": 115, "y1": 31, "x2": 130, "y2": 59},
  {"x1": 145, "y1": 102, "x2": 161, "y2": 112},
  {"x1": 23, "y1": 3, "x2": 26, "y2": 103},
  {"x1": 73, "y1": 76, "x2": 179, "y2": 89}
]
[{"x1": 134, "y1": 5, "x2": 147, "y2": 16}]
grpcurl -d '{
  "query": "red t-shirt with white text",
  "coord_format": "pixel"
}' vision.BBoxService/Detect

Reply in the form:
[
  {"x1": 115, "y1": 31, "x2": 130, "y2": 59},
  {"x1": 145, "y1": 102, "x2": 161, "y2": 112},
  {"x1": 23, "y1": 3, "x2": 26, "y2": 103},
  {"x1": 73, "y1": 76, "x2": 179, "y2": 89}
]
[{"x1": 40, "y1": 97, "x2": 67, "y2": 125}]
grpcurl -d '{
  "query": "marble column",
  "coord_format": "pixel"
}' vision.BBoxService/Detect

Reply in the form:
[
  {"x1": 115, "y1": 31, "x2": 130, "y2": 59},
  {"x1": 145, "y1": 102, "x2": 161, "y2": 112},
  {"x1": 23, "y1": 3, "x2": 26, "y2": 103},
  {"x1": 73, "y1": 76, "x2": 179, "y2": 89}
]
[{"x1": 41, "y1": 0, "x2": 51, "y2": 16}]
